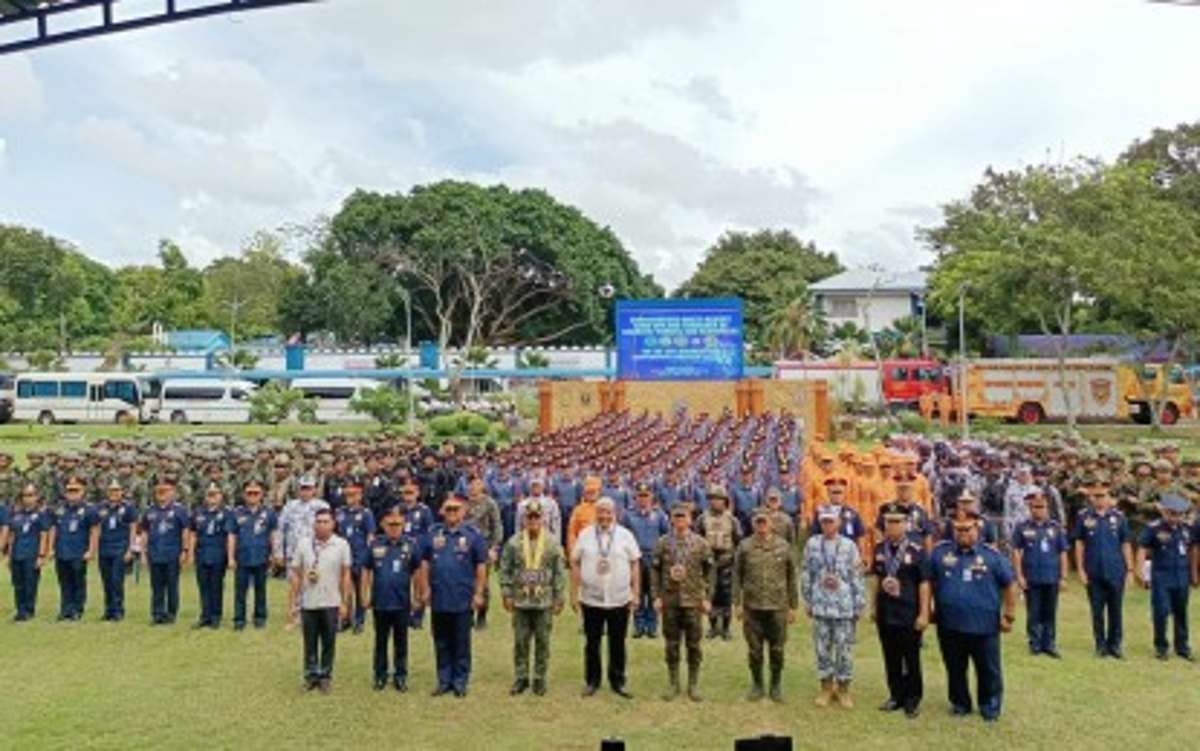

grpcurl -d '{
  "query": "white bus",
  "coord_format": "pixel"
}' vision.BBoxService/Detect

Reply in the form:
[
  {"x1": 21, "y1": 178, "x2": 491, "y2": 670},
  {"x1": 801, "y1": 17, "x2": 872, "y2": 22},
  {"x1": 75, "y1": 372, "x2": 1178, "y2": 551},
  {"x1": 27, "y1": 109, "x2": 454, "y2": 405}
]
[
  {"x1": 291, "y1": 378, "x2": 382, "y2": 423},
  {"x1": 13, "y1": 372, "x2": 145, "y2": 424},
  {"x1": 151, "y1": 378, "x2": 258, "y2": 424}
]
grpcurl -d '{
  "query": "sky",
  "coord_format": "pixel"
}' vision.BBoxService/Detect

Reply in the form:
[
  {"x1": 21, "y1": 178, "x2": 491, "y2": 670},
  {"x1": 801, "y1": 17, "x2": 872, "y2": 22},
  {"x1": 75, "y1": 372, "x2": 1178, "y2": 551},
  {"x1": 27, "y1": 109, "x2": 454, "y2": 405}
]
[{"x1": 0, "y1": 0, "x2": 1198, "y2": 291}]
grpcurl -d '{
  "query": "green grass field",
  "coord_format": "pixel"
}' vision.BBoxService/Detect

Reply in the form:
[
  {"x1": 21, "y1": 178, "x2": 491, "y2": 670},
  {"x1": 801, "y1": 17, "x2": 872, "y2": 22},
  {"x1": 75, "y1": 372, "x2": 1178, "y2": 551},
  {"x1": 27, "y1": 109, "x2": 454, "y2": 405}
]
[{"x1": 0, "y1": 564, "x2": 1195, "y2": 751}]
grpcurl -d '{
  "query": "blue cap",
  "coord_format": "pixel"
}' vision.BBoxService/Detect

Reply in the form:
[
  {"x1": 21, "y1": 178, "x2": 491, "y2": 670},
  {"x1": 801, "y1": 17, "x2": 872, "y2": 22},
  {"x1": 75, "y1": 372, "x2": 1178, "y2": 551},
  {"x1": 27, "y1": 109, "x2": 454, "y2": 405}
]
[{"x1": 1160, "y1": 493, "x2": 1191, "y2": 514}]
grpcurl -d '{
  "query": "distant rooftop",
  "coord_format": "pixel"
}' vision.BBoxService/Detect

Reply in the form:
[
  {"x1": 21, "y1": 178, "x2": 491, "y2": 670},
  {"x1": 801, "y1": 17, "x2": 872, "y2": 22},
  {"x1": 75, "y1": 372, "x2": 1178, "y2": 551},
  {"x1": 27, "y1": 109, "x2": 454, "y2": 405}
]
[{"x1": 810, "y1": 269, "x2": 927, "y2": 294}]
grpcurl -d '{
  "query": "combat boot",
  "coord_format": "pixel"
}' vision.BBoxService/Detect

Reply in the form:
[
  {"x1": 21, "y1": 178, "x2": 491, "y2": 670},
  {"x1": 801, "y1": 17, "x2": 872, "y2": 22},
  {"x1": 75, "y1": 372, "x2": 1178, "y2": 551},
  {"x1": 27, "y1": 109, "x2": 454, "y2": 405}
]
[
  {"x1": 687, "y1": 666, "x2": 702, "y2": 702},
  {"x1": 706, "y1": 616, "x2": 720, "y2": 639},
  {"x1": 769, "y1": 667, "x2": 784, "y2": 703},
  {"x1": 835, "y1": 681, "x2": 854, "y2": 708},
  {"x1": 721, "y1": 614, "x2": 733, "y2": 641},
  {"x1": 663, "y1": 664, "x2": 681, "y2": 701},
  {"x1": 814, "y1": 679, "x2": 834, "y2": 707},
  {"x1": 746, "y1": 664, "x2": 765, "y2": 701}
]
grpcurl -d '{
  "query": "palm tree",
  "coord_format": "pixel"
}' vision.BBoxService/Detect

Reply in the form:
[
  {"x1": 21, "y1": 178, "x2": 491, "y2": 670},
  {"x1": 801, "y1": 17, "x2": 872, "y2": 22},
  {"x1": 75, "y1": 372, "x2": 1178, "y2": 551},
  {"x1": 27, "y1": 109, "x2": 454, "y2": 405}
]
[
  {"x1": 827, "y1": 321, "x2": 870, "y2": 356},
  {"x1": 878, "y1": 315, "x2": 923, "y2": 358},
  {"x1": 763, "y1": 286, "x2": 827, "y2": 360}
]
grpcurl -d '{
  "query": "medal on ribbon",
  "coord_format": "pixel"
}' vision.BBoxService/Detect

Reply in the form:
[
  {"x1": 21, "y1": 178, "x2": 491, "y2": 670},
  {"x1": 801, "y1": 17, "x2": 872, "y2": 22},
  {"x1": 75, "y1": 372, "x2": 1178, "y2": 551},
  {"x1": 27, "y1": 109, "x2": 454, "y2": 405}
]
[
  {"x1": 820, "y1": 539, "x2": 840, "y2": 591},
  {"x1": 307, "y1": 539, "x2": 320, "y2": 584},
  {"x1": 596, "y1": 528, "x2": 614, "y2": 575},
  {"x1": 670, "y1": 563, "x2": 686, "y2": 582},
  {"x1": 881, "y1": 540, "x2": 903, "y2": 597}
]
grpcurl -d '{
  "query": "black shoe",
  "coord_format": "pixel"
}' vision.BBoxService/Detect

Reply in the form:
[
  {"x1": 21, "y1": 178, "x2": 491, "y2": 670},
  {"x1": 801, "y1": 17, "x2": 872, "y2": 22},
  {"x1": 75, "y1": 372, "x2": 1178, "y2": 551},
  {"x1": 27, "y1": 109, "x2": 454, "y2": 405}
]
[
  {"x1": 317, "y1": 678, "x2": 332, "y2": 695},
  {"x1": 453, "y1": 687, "x2": 467, "y2": 698},
  {"x1": 904, "y1": 704, "x2": 921, "y2": 719},
  {"x1": 581, "y1": 684, "x2": 599, "y2": 697},
  {"x1": 951, "y1": 705, "x2": 972, "y2": 717},
  {"x1": 1094, "y1": 647, "x2": 1108, "y2": 658},
  {"x1": 532, "y1": 679, "x2": 546, "y2": 696},
  {"x1": 647, "y1": 629, "x2": 657, "y2": 639},
  {"x1": 632, "y1": 630, "x2": 644, "y2": 640},
  {"x1": 1028, "y1": 645, "x2": 1041, "y2": 656},
  {"x1": 101, "y1": 614, "x2": 113, "y2": 622},
  {"x1": 611, "y1": 685, "x2": 633, "y2": 699},
  {"x1": 208, "y1": 621, "x2": 221, "y2": 630},
  {"x1": 191, "y1": 621, "x2": 207, "y2": 630},
  {"x1": 56, "y1": 614, "x2": 68, "y2": 622},
  {"x1": 234, "y1": 623, "x2": 246, "y2": 632},
  {"x1": 431, "y1": 685, "x2": 452, "y2": 697},
  {"x1": 1108, "y1": 647, "x2": 1124, "y2": 660},
  {"x1": 982, "y1": 714, "x2": 1000, "y2": 724},
  {"x1": 254, "y1": 621, "x2": 266, "y2": 630},
  {"x1": 352, "y1": 623, "x2": 364, "y2": 635},
  {"x1": 878, "y1": 699, "x2": 901, "y2": 712},
  {"x1": 373, "y1": 677, "x2": 388, "y2": 691},
  {"x1": 1156, "y1": 650, "x2": 1169, "y2": 661},
  {"x1": 164, "y1": 616, "x2": 176, "y2": 624},
  {"x1": 393, "y1": 677, "x2": 408, "y2": 693},
  {"x1": 1178, "y1": 651, "x2": 1196, "y2": 662},
  {"x1": 510, "y1": 679, "x2": 529, "y2": 695},
  {"x1": 304, "y1": 679, "x2": 319, "y2": 692},
  {"x1": 1043, "y1": 648, "x2": 1062, "y2": 659}
]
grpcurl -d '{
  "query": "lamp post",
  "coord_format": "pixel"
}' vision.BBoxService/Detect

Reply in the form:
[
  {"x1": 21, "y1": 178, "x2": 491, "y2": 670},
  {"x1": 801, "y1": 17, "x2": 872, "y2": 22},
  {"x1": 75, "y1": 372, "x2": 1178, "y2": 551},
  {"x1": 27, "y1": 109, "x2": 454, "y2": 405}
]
[{"x1": 957, "y1": 282, "x2": 971, "y2": 439}]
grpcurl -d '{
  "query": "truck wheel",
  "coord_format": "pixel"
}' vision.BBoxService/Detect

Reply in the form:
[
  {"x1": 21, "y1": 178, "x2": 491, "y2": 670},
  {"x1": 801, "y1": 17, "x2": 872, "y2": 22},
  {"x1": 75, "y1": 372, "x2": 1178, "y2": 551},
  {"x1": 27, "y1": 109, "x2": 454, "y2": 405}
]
[
  {"x1": 1160, "y1": 402, "x2": 1180, "y2": 426},
  {"x1": 1017, "y1": 402, "x2": 1043, "y2": 425},
  {"x1": 37, "y1": 410, "x2": 54, "y2": 425},
  {"x1": 170, "y1": 410, "x2": 188, "y2": 425}
]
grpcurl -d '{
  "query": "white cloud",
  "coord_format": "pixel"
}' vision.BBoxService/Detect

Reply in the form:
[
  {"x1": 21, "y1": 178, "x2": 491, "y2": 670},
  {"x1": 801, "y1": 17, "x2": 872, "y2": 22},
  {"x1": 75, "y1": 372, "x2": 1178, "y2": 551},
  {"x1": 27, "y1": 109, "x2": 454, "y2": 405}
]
[{"x1": 0, "y1": 56, "x2": 43, "y2": 122}]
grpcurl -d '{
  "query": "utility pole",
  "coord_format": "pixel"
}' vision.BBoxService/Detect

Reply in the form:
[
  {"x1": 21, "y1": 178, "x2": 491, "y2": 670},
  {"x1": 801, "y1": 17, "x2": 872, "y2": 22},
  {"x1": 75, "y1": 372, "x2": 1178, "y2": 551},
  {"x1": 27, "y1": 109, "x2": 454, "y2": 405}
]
[
  {"x1": 958, "y1": 282, "x2": 971, "y2": 439},
  {"x1": 224, "y1": 296, "x2": 247, "y2": 349}
]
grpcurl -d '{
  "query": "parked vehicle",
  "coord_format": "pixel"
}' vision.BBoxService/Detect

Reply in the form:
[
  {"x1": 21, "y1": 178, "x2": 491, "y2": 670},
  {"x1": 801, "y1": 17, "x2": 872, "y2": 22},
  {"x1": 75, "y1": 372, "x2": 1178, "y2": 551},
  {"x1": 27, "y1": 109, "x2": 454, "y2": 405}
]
[
  {"x1": 775, "y1": 358, "x2": 948, "y2": 410},
  {"x1": 12, "y1": 372, "x2": 144, "y2": 424},
  {"x1": 149, "y1": 378, "x2": 257, "y2": 424}
]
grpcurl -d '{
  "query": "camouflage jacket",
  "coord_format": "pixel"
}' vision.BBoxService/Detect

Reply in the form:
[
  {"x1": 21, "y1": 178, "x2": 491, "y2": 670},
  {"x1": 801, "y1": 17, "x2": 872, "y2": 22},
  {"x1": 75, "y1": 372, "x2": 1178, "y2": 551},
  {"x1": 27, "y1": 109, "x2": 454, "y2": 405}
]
[
  {"x1": 732, "y1": 533, "x2": 798, "y2": 611},
  {"x1": 498, "y1": 532, "x2": 566, "y2": 610},
  {"x1": 650, "y1": 531, "x2": 715, "y2": 608}
]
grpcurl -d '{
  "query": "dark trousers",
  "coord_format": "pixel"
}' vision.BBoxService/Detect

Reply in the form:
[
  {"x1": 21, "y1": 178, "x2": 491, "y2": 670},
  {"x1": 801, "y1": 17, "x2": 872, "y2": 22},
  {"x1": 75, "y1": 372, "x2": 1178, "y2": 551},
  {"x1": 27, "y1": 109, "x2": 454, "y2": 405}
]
[
  {"x1": 149, "y1": 560, "x2": 180, "y2": 621},
  {"x1": 1151, "y1": 583, "x2": 1190, "y2": 655},
  {"x1": 234, "y1": 564, "x2": 267, "y2": 626},
  {"x1": 431, "y1": 611, "x2": 473, "y2": 692},
  {"x1": 937, "y1": 627, "x2": 1003, "y2": 719},
  {"x1": 11, "y1": 558, "x2": 40, "y2": 617},
  {"x1": 55, "y1": 558, "x2": 87, "y2": 617},
  {"x1": 347, "y1": 565, "x2": 366, "y2": 626},
  {"x1": 373, "y1": 608, "x2": 411, "y2": 680},
  {"x1": 195, "y1": 562, "x2": 226, "y2": 625},
  {"x1": 1086, "y1": 578, "x2": 1124, "y2": 651},
  {"x1": 582, "y1": 604, "x2": 630, "y2": 689},
  {"x1": 634, "y1": 559, "x2": 656, "y2": 634},
  {"x1": 301, "y1": 607, "x2": 339, "y2": 681},
  {"x1": 99, "y1": 555, "x2": 127, "y2": 618},
  {"x1": 1025, "y1": 583, "x2": 1059, "y2": 652},
  {"x1": 877, "y1": 622, "x2": 923, "y2": 709}
]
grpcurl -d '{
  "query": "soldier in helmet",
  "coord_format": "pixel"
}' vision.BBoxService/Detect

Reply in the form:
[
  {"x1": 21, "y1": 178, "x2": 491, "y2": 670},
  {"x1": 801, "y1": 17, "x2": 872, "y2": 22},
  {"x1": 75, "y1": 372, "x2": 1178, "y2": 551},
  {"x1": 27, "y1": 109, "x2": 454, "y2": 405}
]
[{"x1": 695, "y1": 485, "x2": 742, "y2": 640}]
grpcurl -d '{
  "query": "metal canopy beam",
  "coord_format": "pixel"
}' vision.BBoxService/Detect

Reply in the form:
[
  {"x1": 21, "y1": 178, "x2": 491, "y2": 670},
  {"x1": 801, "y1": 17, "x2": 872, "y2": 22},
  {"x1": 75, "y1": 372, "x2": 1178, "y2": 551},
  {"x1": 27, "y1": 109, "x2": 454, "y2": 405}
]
[{"x1": 0, "y1": 0, "x2": 317, "y2": 55}]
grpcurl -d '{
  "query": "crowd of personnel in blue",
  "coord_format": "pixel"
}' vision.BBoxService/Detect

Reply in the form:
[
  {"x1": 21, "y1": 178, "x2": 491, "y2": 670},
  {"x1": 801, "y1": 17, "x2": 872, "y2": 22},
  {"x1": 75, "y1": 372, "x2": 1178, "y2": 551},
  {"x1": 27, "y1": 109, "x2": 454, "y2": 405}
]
[{"x1": 0, "y1": 412, "x2": 1197, "y2": 721}]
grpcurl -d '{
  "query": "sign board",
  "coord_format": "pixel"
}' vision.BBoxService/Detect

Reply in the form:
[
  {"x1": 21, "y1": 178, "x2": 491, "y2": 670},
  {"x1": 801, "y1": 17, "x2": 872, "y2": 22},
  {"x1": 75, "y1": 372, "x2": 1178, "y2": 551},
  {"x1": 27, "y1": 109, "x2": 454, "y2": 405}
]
[{"x1": 615, "y1": 298, "x2": 744, "y2": 380}]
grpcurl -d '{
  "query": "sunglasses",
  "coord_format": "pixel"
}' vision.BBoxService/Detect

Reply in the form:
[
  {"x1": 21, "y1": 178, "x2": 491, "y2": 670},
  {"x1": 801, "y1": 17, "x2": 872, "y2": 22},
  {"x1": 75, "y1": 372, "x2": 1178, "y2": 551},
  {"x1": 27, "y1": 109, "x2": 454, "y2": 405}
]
[{"x1": 245, "y1": 490, "x2": 263, "y2": 496}]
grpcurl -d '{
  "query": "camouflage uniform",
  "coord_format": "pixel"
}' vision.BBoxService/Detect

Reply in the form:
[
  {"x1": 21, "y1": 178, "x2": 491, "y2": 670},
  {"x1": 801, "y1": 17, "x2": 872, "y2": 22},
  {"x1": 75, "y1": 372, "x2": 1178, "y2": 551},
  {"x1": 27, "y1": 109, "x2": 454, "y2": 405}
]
[
  {"x1": 732, "y1": 528, "x2": 798, "y2": 700},
  {"x1": 697, "y1": 504, "x2": 742, "y2": 638},
  {"x1": 465, "y1": 494, "x2": 504, "y2": 626},
  {"x1": 650, "y1": 528, "x2": 714, "y2": 699},
  {"x1": 801, "y1": 532, "x2": 867, "y2": 685},
  {"x1": 498, "y1": 529, "x2": 566, "y2": 691},
  {"x1": 0, "y1": 459, "x2": 24, "y2": 507},
  {"x1": 766, "y1": 508, "x2": 796, "y2": 545}
]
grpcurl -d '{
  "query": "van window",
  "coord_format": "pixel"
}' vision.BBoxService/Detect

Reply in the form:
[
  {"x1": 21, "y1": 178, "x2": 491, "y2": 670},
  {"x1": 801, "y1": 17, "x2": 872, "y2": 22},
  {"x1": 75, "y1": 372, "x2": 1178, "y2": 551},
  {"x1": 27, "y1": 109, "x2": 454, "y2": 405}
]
[
  {"x1": 163, "y1": 386, "x2": 225, "y2": 401},
  {"x1": 889, "y1": 367, "x2": 910, "y2": 382},
  {"x1": 104, "y1": 380, "x2": 139, "y2": 404},
  {"x1": 20, "y1": 381, "x2": 60, "y2": 398},
  {"x1": 917, "y1": 368, "x2": 941, "y2": 382},
  {"x1": 231, "y1": 389, "x2": 250, "y2": 400},
  {"x1": 61, "y1": 381, "x2": 87, "y2": 398},
  {"x1": 297, "y1": 386, "x2": 355, "y2": 399}
]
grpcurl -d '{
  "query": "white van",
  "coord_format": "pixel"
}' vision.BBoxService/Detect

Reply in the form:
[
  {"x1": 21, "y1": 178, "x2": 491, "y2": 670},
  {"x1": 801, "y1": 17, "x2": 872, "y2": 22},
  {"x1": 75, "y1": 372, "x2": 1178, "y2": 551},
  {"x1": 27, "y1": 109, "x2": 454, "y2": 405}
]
[
  {"x1": 291, "y1": 378, "x2": 382, "y2": 423},
  {"x1": 154, "y1": 379, "x2": 257, "y2": 424},
  {"x1": 13, "y1": 372, "x2": 145, "y2": 424}
]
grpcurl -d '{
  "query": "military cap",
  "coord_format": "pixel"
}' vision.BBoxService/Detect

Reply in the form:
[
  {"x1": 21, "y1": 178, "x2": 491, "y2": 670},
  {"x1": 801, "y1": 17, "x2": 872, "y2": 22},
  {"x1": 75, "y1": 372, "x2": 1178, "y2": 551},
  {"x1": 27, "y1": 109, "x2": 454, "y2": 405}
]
[
  {"x1": 1078, "y1": 473, "x2": 1102, "y2": 486},
  {"x1": 1159, "y1": 493, "x2": 1191, "y2": 514},
  {"x1": 205, "y1": 482, "x2": 223, "y2": 495},
  {"x1": 817, "y1": 504, "x2": 841, "y2": 520},
  {"x1": 634, "y1": 481, "x2": 652, "y2": 494},
  {"x1": 442, "y1": 495, "x2": 464, "y2": 509},
  {"x1": 707, "y1": 484, "x2": 728, "y2": 499},
  {"x1": 298, "y1": 474, "x2": 317, "y2": 487},
  {"x1": 952, "y1": 507, "x2": 982, "y2": 521},
  {"x1": 1023, "y1": 486, "x2": 1046, "y2": 499},
  {"x1": 521, "y1": 500, "x2": 544, "y2": 517},
  {"x1": 751, "y1": 507, "x2": 771, "y2": 522},
  {"x1": 1153, "y1": 459, "x2": 1174, "y2": 472},
  {"x1": 877, "y1": 502, "x2": 908, "y2": 521}
]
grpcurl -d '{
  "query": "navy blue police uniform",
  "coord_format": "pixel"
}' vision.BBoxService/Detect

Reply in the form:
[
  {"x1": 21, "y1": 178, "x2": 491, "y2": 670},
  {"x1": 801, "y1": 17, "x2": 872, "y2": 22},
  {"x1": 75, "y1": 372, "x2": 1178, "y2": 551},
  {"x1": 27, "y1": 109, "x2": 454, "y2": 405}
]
[
  {"x1": 336, "y1": 505, "x2": 376, "y2": 631},
  {"x1": 424, "y1": 520, "x2": 488, "y2": 695},
  {"x1": 229, "y1": 504, "x2": 278, "y2": 628},
  {"x1": 871, "y1": 530, "x2": 931, "y2": 714},
  {"x1": 97, "y1": 499, "x2": 138, "y2": 620},
  {"x1": 1071, "y1": 506, "x2": 1130, "y2": 656},
  {"x1": 401, "y1": 499, "x2": 434, "y2": 628},
  {"x1": 141, "y1": 501, "x2": 191, "y2": 624},
  {"x1": 1138, "y1": 516, "x2": 1193, "y2": 659},
  {"x1": 52, "y1": 501, "x2": 98, "y2": 620},
  {"x1": 191, "y1": 505, "x2": 230, "y2": 628},
  {"x1": 1011, "y1": 517, "x2": 1068, "y2": 655},
  {"x1": 366, "y1": 530, "x2": 424, "y2": 688},
  {"x1": 930, "y1": 539, "x2": 1014, "y2": 721},
  {"x1": 7, "y1": 505, "x2": 50, "y2": 619}
]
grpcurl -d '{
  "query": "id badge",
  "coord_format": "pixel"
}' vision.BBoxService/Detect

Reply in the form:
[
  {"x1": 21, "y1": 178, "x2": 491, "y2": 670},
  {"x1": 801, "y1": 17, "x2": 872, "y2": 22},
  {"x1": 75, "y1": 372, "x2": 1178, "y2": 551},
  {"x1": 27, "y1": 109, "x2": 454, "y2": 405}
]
[
  {"x1": 1040, "y1": 539, "x2": 1050, "y2": 554},
  {"x1": 109, "y1": 517, "x2": 117, "y2": 530},
  {"x1": 962, "y1": 569, "x2": 972, "y2": 583},
  {"x1": 1180, "y1": 542, "x2": 1188, "y2": 557},
  {"x1": 392, "y1": 559, "x2": 401, "y2": 574},
  {"x1": 68, "y1": 520, "x2": 78, "y2": 534}
]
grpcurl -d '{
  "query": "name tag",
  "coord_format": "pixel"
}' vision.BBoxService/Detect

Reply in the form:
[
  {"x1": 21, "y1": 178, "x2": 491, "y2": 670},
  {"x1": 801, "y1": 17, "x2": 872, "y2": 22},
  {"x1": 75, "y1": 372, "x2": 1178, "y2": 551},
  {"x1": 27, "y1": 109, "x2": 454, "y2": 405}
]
[
  {"x1": 109, "y1": 517, "x2": 117, "y2": 530},
  {"x1": 962, "y1": 569, "x2": 972, "y2": 583},
  {"x1": 392, "y1": 559, "x2": 401, "y2": 574},
  {"x1": 1040, "y1": 539, "x2": 1050, "y2": 554}
]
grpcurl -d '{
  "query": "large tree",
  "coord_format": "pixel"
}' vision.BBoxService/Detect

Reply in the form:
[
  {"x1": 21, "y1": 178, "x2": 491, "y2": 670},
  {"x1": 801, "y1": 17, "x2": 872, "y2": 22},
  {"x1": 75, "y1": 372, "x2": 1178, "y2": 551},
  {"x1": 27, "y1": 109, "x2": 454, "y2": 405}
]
[
  {"x1": 199, "y1": 231, "x2": 306, "y2": 343},
  {"x1": 673, "y1": 229, "x2": 842, "y2": 346}
]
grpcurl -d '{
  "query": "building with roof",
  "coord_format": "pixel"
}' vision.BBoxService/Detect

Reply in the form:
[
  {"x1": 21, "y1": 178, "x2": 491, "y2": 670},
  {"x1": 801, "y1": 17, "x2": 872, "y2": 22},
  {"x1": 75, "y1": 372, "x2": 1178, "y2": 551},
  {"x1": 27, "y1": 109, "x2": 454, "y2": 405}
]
[
  {"x1": 164, "y1": 330, "x2": 231, "y2": 353},
  {"x1": 809, "y1": 268, "x2": 927, "y2": 333}
]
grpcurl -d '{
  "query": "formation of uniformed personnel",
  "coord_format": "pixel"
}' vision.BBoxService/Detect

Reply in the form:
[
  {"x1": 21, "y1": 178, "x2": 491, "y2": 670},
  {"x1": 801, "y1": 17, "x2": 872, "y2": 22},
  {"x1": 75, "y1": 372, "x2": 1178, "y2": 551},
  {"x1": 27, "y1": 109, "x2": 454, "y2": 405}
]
[
  {"x1": 732, "y1": 507, "x2": 798, "y2": 702},
  {"x1": 802, "y1": 505, "x2": 866, "y2": 708},
  {"x1": 1010, "y1": 490, "x2": 1068, "y2": 657},
  {"x1": 1134, "y1": 493, "x2": 1195, "y2": 661},
  {"x1": 651, "y1": 503, "x2": 715, "y2": 701},
  {"x1": 362, "y1": 504, "x2": 428, "y2": 692},
  {"x1": 871, "y1": 503, "x2": 930, "y2": 718},
  {"x1": 499, "y1": 501, "x2": 566, "y2": 696}
]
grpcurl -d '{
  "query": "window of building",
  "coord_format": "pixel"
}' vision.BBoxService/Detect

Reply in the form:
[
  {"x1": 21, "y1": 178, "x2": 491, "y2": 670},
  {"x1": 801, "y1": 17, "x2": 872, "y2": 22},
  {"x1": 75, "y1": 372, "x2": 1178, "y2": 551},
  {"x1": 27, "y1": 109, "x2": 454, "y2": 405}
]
[{"x1": 828, "y1": 298, "x2": 857, "y2": 318}]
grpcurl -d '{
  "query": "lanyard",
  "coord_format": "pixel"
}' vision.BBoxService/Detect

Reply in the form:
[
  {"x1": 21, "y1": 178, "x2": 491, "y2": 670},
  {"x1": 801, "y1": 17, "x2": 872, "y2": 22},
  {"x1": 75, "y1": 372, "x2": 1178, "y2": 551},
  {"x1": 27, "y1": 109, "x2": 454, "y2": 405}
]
[
  {"x1": 597, "y1": 528, "x2": 614, "y2": 560},
  {"x1": 820, "y1": 537, "x2": 838, "y2": 573},
  {"x1": 882, "y1": 540, "x2": 904, "y2": 578}
]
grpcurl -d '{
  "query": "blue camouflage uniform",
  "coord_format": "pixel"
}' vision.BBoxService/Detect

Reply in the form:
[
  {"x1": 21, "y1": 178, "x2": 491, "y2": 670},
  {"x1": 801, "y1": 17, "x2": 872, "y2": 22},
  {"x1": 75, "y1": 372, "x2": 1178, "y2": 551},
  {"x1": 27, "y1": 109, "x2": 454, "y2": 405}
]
[
  {"x1": 425, "y1": 521, "x2": 488, "y2": 695},
  {"x1": 930, "y1": 539, "x2": 1014, "y2": 720},
  {"x1": 191, "y1": 506, "x2": 230, "y2": 627},
  {"x1": 336, "y1": 505, "x2": 376, "y2": 629},
  {"x1": 141, "y1": 502, "x2": 191, "y2": 624},
  {"x1": 52, "y1": 502, "x2": 97, "y2": 619},
  {"x1": 229, "y1": 505, "x2": 277, "y2": 628},
  {"x1": 623, "y1": 505, "x2": 669, "y2": 637},
  {"x1": 7, "y1": 505, "x2": 50, "y2": 619},
  {"x1": 97, "y1": 500, "x2": 138, "y2": 620},
  {"x1": 1138, "y1": 519, "x2": 1193, "y2": 658},
  {"x1": 366, "y1": 532, "x2": 423, "y2": 683},
  {"x1": 1071, "y1": 507, "x2": 1130, "y2": 655},
  {"x1": 1011, "y1": 518, "x2": 1067, "y2": 654},
  {"x1": 810, "y1": 506, "x2": 866, "y2": 544}
]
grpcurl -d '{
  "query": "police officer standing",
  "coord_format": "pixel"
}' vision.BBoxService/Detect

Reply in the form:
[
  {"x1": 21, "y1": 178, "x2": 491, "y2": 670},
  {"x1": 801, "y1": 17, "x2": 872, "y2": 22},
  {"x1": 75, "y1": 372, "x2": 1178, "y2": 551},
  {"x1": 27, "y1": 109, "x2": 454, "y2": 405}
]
[
  {"x1": 651, "y1": 503, "x2": 715, "y2": 702},
  {"x1": 96, "y1": 479, "x2": 137, "y2": 622},
  {"x1": 499, "y1": 502, "x2": 567, "y2": 697},
  {"x1": 1134, "y1": 493, "x2": 1194, "y2": 661},
  {"x1": 1010, "y1": 490, "x2": 1068, "y2": 657},
  {"x1": 48, "y1": 476, "x2": 99, "y2": 621},
  {"x1": 6, "y1": 483, "x2": 50, "y2": 620},
  {"x1": 930, "y1": 509, "x2": 1016, "y2": 722},
  {"x1": 140, "y1": 475, "x2": 191, "y2": 625},
  {"x1": 872, "y1": 503, "x2": 930, "y2": 718},
  {"x1": 188, "y1": 483, "x2": 230, "y2": 629},
  {"x1": 624, "y1": 482, "x2": 669, "y2": 639},
  {"x1": 425, "y1": 495, "x2": 488, "y2": 697},
  {"x1": 336, "y1": 480, "x2": 376, "y2": 634},
  {"x1": 362, "y1": 505, "x2": 428, "y2": 692},
  {"x1": 228, "y1": 479, "x2": 282, "y2": 630},
  {"x1": 1071, "y1": 477, "x2": 1133, "y2": 658},
  {"x1": 733, "y1": 507, "x2": 798, "y2": 703}
]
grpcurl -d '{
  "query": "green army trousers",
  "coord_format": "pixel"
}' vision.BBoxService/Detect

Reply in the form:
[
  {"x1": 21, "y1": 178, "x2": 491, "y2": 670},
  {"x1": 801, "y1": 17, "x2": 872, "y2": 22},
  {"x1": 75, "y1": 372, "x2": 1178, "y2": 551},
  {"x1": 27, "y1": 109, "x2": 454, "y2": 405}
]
[
  {"x1": 663, "y1": 606, "x2": 704, "y2": 669},
  {"x1": 512, "y1": 608, "x2": 553, "y2": 682},
  {"x1": 744, "y1": 609, "x2": 789, "y2": 673}
]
